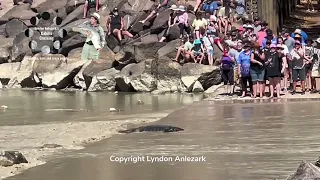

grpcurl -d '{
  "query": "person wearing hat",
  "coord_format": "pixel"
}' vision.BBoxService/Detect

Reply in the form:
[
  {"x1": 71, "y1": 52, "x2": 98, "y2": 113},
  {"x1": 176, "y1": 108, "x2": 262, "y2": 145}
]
[
  {"x1": 191, "y1": 38, "x2": 205, "y2": 64},
  {"x1": 261, "y1": 29, "x2": 277, "y2": 49},
  {"x1": 107, "y1": 8, "x2": 134, "y2": 43},
  {"x1": 291, "y1": 28, "x2": 308, "y2": 44},
  {"x1": 159, "y1": 5, "x2": 178, "y2": 42},
  {"x1": 264, "y1": 44, "x2": 285, "y2": 99},
  {"x1": 139, "y1": 0, "x2": 171, "y2": 24},
  {"x1": 242, "y1": 24, "x2": 254, "y2": 41},
  {"x1": 304, "y1": 38, "x2": 316, "y2": 92},
  {"x1": 253, "y1": 17, "x2": 261, "y2": 34},
  {"x1": 250, "y1": 42, "x2": 265, "y2": 98},
  {"x1": 75, "y1": 12, "x2": 106, "y2": 61},
  {"x1": 289, "y1": 40, "x2": 306, "y2": 95},
  {"x1": 237, "y1": 41, "x2": 253, "y2": 98},
  {"x1": 83, "y1": 0, "x2": 100, "y2": 18},
  {"x1": 175, "y1": 5, "x2": 191, "y2": 38}
]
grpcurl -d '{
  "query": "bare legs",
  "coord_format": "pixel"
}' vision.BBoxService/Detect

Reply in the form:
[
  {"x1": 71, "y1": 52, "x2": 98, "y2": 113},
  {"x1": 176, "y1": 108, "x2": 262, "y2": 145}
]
[
  {"x1": 269, "y1": 77, "x2": 281, "y2": 98},
  {"x1": 113, "y1": 29, "x2": 134, "y2": 41},
  {"x1": 139, "y1": 10, "x2": 156, "y2": 24},
  {"x1": 83, "y1": 1, "x2": 100, "y2": 18}
]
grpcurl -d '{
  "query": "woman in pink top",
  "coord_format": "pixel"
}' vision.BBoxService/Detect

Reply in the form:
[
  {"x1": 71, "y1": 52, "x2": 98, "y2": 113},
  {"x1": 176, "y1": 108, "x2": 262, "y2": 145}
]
[
  {"x1": 175, "y1": 5, "x2": 191, "y2": 38},
  {"x1": 257, "y1": 21, "x2": 268, "y2": 46}
]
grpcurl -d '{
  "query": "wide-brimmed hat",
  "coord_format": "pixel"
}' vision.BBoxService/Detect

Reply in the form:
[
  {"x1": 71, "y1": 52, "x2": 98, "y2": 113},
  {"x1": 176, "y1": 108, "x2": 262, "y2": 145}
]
[
  {"x1": 91, "y1": 12, "x2": 100, "y2": 24},
  {"x1": 246, "y1": 24, "x2": 254, "y2": 29},
  {"x1": 177, "y1": 5, "x2": 186, "y2": 11},
  {"x1": 169, "y1": 4, "x2": 178, "y2": 10},
  {"x1": 243, "y1": 24, "x2": 248, "y2": 28},
  {"x1": 294, "y1": 29, "x2": 302, "y2": 35}
]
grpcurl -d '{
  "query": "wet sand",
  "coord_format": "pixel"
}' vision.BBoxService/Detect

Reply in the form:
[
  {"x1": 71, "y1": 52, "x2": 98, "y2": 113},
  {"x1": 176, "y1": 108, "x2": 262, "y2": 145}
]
[{"x1": 0, "y1": 90, "x2": 203, "y2": 179}]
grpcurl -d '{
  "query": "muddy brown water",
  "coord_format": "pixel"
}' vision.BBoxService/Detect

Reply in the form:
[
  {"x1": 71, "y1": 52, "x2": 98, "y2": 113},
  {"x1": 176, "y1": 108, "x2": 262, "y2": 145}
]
[{"x1": 3, "y1": 91, "x2": 320, "y2": 180}]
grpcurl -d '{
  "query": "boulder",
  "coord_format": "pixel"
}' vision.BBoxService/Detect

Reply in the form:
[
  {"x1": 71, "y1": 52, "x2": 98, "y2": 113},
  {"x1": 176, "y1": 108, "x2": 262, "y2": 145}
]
[
  {"x1": 59, "y1": 5, "x2": 84, "y2": 27},
  {"x1": 34, "y1": 0, "x2": 68, "y2": 13},
  {"x1": 286, "y1": 162, "x2": 320, "y2": 180},
  {"x1": 0, "y1": 24, "x2": 7, "y2": 37},
  {"x1": 61, "y1": 19, "x2": 89, "y2": 33},
  {"x1": 7, "y1": 10, "x2": 37, "y2": 21},
  {"x1": 181, "y1": 63, "x2": 221, "y2": 91},
  {"x1": 57, "y1": 7, "x2": 67, "y2": 20},
  {"x1": 115, "y1": 59, "x2": 156, "y2": 92},
  {"x1": 11, "y1": 32, "x2": 33, "y2": 62},
  {"x1": 5, "y1": 19, "x2": 28, "y2": 38},
  {"x1": 41, "y1": 60, "x2": 84, "y2": 89},
  {"x1": 164, "y1": 25, "x2": 181, "y2": 41},
  {"x1": 133, "y1": 42, "x2": 166, "y2": 63},
  {"x1": 105, "y1": 35, "x2": 119, "y2": 51},
  {"x1": 140, "y1": 34, "x2": 158, "y2": 44},
  {"x1": 88, "y1": 68, "x2": 120, "y2": 91},
  {"x1": 67, "y1": 47, "x2": 82, "y2": 59},
  {"x1": 157, "y1": 39, "x2": 180, "y2": 59},
  {"x1": 0, "y1": 48, "x2": 10, "y2": 64},
  {"x1": 0, "y1": 3, "x2": 31, "y2": 23},
  {"x1": 60, "y1": 34, "x2": 85, "y2": 55},
  {"x1": 0, "y1": 38, "x2": 14, "y2": 49},
  {"x1": 37, "y1": 9, "x2": 57, "y2": 27},
  {"x1": 192, "y1": 81, "x2": 204, "y2": 92},
  {"x1": 0, "y1": 151, "x2": 28, "y2": 167},
  {"x1": 129, "y1": 12, "x2": 147, "y2": 35},
  {"x1": 32, "y1": 54, "x2": 66, "y2": 79},
  {"x1": 73, "y1": 59, "x2": 113, "y2": 90},
  {"x1": 0, "y1": 62, "x2": 21, "y2": 85},
  {"x1": 150, "y1": 9, "x2": 171, "y2": 34},
  {"x1": 151, "y1": 56, "x2": 182, "y2": 92}
]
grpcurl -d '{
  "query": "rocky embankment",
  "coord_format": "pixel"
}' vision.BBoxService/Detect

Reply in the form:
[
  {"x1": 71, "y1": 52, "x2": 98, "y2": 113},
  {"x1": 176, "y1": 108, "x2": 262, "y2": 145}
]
[{"x1": 0, "y1": 0, "x2": 222, "y2": 94}]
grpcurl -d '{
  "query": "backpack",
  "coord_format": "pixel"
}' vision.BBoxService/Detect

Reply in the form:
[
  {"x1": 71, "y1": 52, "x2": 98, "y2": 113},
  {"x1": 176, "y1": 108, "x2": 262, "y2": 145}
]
[
  {"x1": 221, "y1": 55, "x2": 233, "y2": 70},
  {"x1": 239, "y1": 51, "x2": 252, "y2": 77}
]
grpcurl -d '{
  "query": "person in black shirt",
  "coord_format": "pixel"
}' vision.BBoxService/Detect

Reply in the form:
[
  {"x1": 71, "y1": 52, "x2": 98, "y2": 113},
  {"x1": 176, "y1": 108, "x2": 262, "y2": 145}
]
[
  {"x1": 265, "y1": 44, "x2": 286, "y2": 99},
  {"x1": 261, "y1": 39, "x2": 271, "y2": 97},
  {"x1": 107, "y1": 8, "x2": 134, "y2": 42},
  {"x1": 159, "y1": 5, "x2": 177, "y2": 42},
  {"x1": 250, "y1": 42, "x2": 265, "y2": 98}
]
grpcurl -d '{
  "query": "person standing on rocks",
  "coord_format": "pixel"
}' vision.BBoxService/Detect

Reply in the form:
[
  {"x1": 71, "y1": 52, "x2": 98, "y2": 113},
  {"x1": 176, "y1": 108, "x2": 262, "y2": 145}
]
[
  {"x1": 237, "y1": 42, "x2": 253, "y2": 98},
  {"x1": 107, "y1": 8, "x2": 134, "y2": 44},
  {"x1": 83, "y1": 0, "x2": 100, "y2": 18},
  {"x1": 76, "y1": 13, "x2": 106, "y2": 61},
  {"x1": 290, "y1": 40, "x2": 306, "y2": 95},
  {"x1": 159, "y1": 4, "x2": 178, "y2": 42},
  {"x1": 139, "y1": 0, "x2": 171, "y2": 24}
]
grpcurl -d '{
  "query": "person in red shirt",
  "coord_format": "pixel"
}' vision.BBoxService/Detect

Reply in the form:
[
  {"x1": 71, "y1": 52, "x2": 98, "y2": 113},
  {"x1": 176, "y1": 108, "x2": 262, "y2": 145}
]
[{"x1": 257, "y1": 21, "x2": 268, "y2": 46}]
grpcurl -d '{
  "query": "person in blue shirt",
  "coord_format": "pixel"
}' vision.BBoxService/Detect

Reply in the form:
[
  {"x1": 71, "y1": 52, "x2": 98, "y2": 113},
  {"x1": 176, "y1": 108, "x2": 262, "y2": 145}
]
[
  {"x1": 261, "y1": 29, "x2": 277, "y2": 49},
  {"x1": 291, "y1": 29, "x2": 307, "y2": 44},
  {"x1": 202, "y1": 0, "x2": 219, "y2": 15},
  {"x1": 237, "y1": 42, "x2": 253, "y2": 97}
]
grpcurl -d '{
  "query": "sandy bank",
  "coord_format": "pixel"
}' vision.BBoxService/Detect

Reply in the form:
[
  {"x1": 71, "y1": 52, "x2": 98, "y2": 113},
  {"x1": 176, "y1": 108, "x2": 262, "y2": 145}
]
[{"x1": 0, "y1": 112, "x2": 167, "y2": 179}]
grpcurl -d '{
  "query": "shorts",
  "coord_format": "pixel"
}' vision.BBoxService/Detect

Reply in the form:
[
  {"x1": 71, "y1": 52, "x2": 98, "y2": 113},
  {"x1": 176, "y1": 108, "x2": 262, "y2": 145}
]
[
  {"x1": 207, "y1": 48, "x2": 214, "y2": 55},
  {"x1": 221, "y1": 69, "x2": 234, "y2": 85},
  {"x1": 292, "y1": 68, "x2": 306, "y2": 81},
  {"x1": 250, "y1": 69, "x2": 265, "y2": 82},
  {"x1": 194, "y1": 51, "x2": 202, "y2": 57},
  {"x1": 311, "y1": 67, "x2": 320, "y2": 77},
  {"x1": 85, "y1": 0, "x2": 96, "y2": 6}
]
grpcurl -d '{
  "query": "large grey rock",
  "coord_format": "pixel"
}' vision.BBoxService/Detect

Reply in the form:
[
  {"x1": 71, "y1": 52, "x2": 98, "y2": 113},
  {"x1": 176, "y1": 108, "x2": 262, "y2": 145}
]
[
  {"x1": 140, "y1": 34, "x2": 158, "y2": 44},
  {"x1": 73, "y1": 59, "x2": 113, "y2": 90},
  {"x1": 61, "y1": 34, "x2": 85, "y2": 55},
  {"x1": 32, "y1": 54, "x2": 66, "y2": 81},
  {"x1": 34, "y1": 0, "x2": 68, "y2": 13},
  {"x1": 42, "y1": 60, "x2": 84, "y2": 89},
  {"x1": 150, "y1": 9, "x2": 171, "y2": 34},
  {"x1": 0, "y1": 151, "x2": 28, "y2": 167},
  {"x1": 286, "y1": 161, "x2": 320, "y2": 180},
  {"x1": 11, "y1": 32, "x2": 33, "y2": 62},
  {"x1": 59, "y1": 5, "x2": 84, "y2": 27},
  {"x1": 0, "y1": 4, "x2": 31, "y2": 23},
  {"x1": 157, "y1": 39, "x2": 180, "y2": 58},
  {"x1": 62, "y1": 19, "x2": 88, "y2": 33},
  {"x1": 88, "y1": 68, "x2": 120, "y2": 91},
  {"x1": 192, "y1": 81, "x2": 204, "y2": 92},
  {"x1": 115, "y1": 59, "x2": 156, "y2": 92},
  {"x1": 0, "y1": 38, "x2": 14, "y2": 49},
  {"x1": 5, "y1": 19, "x2": 28, "y2": 38},
  {"x1": 0, "y1": 48, "x2": 10, "y2": 64},
  {"x1": 151, "y1": 56, "x2": 182, "y2": 92},
  {"x1": 0, "y1": 62, "x2": 21, "y2": 85},
  {"x1": 181, "y1": 63, "x2": 221, "y2": 91},
  {"x1": 133, "y1": 42, "x2": 166, "y2": 63}
]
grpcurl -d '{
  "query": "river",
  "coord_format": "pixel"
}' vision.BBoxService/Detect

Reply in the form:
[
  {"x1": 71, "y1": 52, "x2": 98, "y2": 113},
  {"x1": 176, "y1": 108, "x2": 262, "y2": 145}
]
[{"x1": 2, "y1": 91, "x2": 320, "y2": 180}]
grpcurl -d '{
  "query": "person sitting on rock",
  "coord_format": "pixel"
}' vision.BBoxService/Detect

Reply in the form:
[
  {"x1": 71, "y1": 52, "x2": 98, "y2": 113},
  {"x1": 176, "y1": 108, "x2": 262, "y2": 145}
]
[
  {"x1": 192, "y1": 12, "x2": 208, "y2": 39},
  {"x1": 173, "y1": 36, "x2": 194, "y2": 63},
  {"x1": 159, "y1": 5, "x2": 178, "y2": 42},
  {"x1": 192, "y1": 38, "x2": 205, "y2": 64},
  {"x1": 139, "y1": 0, "x2": 171, "y2": 24},
  {"x1": 217, "y1": 4, "x2": 232, "y2": 36},
  {"x1": 107, "y1": 8, "x2": 134, "y2": 44},
  {"x1": 207, "y1": 15, "x2": 223, "y2": 51},
  {"x1": 202, "y1": 0, "x2": 221, "y2": 16},
  {"x1": 200, "y1": 28, "x2": 214, "y2": 65},
  {"x1": 83, "y1": 0, "x2": 100, "y2": 18},
  {"x1": 175, "y1": 5, "x2": 191, "y2": 38}
]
